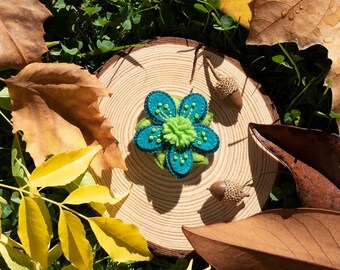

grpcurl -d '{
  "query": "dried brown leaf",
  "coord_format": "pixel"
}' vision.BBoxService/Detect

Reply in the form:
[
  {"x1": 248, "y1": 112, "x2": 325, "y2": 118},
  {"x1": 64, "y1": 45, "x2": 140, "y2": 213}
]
[
  {"x1": 183, "y1": 208, "x2": 340, "y2": 270},
  {"x1": 0, "y1": 0, "x2": 51, "y2": 69},
  {"x1": 246, "y1": 0, "x2": 340, "y2": 123},
  {"x1": 249, "y1": 123, "x2": 340, "y2": 210},
  {"x1": 5, "y1": 62, "x2": 126, "y2": 175}
]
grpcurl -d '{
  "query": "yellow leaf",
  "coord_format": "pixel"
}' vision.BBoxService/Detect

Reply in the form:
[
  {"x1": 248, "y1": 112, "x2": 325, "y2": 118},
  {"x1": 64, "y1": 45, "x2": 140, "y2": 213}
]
[
  {"x1": 0, "y1": 196, "x2": 7, "y2": 205},
  {"x1": 48, "y1": 243, "x2": 63, "y2": 266},
  {"x1": 0, "y1": 242, "x2": 38, "y2": 270},
  {"x1": 6, "y1": 62, "x2": 126, "y2": 175},
  {"x1": 219, "y1": 0, "x2": 252, "y2": 29},
  {"x1": 0, "y1": 234, "x2": 23, "y2": 250},
  {"x1": 186, "y1": 259, "x2": 194, "y2": 270},
  {"x1": 61, "y1": 264, "x2": 78, "y2": 270},
  {"x1": 63, "y1": 185, "x2": 130, "y2": 205},
  {"x1": 29, "y1": 145, "x2": 102, "y2": 187},
  {"x1": 62, "y1": 171, "x2": 111, "y2": 216},
  {"x1": 58, "y1": 210, "x2": 93, "y2": 270},
  {"x1": 0, "y1": 0, "x2": 51, "y2": 69},
  {"x1": 30, "y1": 190, "x2": 53, "y2": 239},
  {"x1": 88, "y1": 217, "x2": 152, "y2": 262},
  {"x1": 18, "y1": 197, "x2": 50, "y2": 270}
]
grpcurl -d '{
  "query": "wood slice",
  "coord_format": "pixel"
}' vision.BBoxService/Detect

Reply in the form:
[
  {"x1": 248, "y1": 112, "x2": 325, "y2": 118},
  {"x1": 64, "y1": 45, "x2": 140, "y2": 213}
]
[{"x1": 96, "y1": 37, "x2": 280, "y2": 257}]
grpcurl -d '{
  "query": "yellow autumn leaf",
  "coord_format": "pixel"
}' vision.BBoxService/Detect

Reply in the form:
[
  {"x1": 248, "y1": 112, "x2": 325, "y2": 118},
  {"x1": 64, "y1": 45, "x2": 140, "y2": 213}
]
[
  {"x1": 18, "y1": 197, "x2": 50, "y2": 270},
  {"x1": 62, "y1": 185, "x2": 130, "y2": 205},
  {"x1": 219, "y1": 0, "x2": 252, "y2": 28},
  {"x1": 0, "y1": 196, "x2": 7, "y2": 205},
  {"x1": 0, "y1": 234, "x2": 23, "y2": 250},
  {"x1": 0, "y1": 243, "x2": 38, "y2": 270},
  {"x1": 6, "y1": 62, "x2": 126, "y2": 176},
  {"x1": 88, "y1": 217, "x2": 152, "y2": 262},
  {"x1": 48, "y1": 243, "x2": 63, "y2": 266},
  {"x1": 29, "y1": 145, "x2": 102, "y2": 187},
  {"x1": 58, "y1": 210, "x2": 93, "y2": 270}
]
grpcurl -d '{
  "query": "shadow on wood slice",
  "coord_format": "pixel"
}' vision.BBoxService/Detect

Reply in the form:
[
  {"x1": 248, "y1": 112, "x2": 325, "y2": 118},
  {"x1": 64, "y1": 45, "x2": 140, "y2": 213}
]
[{"x1": 96, "y1": 37, "x2": 280, "y2": 257}]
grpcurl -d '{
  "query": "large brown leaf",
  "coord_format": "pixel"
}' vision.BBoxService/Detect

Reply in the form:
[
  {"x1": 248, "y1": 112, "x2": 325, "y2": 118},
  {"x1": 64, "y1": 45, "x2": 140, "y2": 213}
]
[
  {"x1": 246, "y1": 0, "x2": 340, "y2": 124},
  {"x1": 0, "y1": 0, "x2": 51, "y2": 69},
  {"x1": 183, "y1": 208, "x2": 340, "y2": 270},
  {"x1": 249, "y1": 123, "x2": 340, "y2": 210},
  {"x1": 5, "y1": 62, "x2": 126, "y2": 176}
]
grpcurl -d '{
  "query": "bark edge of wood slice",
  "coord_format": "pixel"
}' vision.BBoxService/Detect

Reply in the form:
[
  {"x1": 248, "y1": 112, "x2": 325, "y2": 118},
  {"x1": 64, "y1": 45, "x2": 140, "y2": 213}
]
[{"x1": 96, "y1": 37, "x2": 280, "y2": 257}]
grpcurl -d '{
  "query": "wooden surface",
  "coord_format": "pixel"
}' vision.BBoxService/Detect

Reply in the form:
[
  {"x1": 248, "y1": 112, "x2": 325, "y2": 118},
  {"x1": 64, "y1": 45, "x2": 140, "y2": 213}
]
[{"x1": 96, "y1": 37, "x2": 280, "y2": 256}]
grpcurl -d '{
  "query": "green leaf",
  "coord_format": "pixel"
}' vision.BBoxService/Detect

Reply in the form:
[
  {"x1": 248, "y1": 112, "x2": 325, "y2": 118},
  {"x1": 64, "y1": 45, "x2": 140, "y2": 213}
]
[
  {"x1": 170, "y1": 258, "x2": 189, "y2": 270},
  {"x1": 61, "y1": 44, "x2": 78, "y2": 55},
  {"x1": 10, "y1": 191, "x2": 21, "y2": 204},
  {"x1": 201, "y1": 112, "x2": 213, "y2": 126},
  {"x1": 88, "y1": 217, "x2": 152, "y2": 262},
  {"x1": 329, "y1": 112, "x2": 340, "y2": 119},
  {"x1": 63, "y1": 185, "x2": 129, "y2": 205},
  {"x1": 194, "y1": 3, "x2": 209, "y2": 13},
  {"x1": 132, "y1": 14, "x2": 141, "y2": 24},
  {"x1": 96, "y1": 40, "x2": 115, "y2": 53},
  {"x1": 29, "y1": 145, "x2": 102, "y2": 187},
  {"x1": 12, "y1": 134, "x2": 30, "y2": 187},
  {"x1": 18, "y1": 197, "x2": 50, "y2": 270},
  {"x1": 135, "y1": 118, "x2": 152, "y2": 130},
  {"x1": 192, "y1": 152, "x2": 208, "y2": 165},
  {"x1": 58, "y1": 210, "x2": 93, "y2": 270},
  {"x1": 0, "y1": 86, "x2": 11, "y2": 110},
  {"x1": 272, "y1": 55, "x2": 285, "y2": 64},
  {"x1": 0, "y1": 243, "x2": 38, "y2": 270},
  {"x1": 122, "y1": 19, "x2": 132, "y2": 30},
  {"x1": 83, "y1": 5, "x2": 102, "y2": 15},
  {"x1": 207, "y1": 0, "x2": 221, "y2": 8},
  {"x1": 220, "y1": 15, "x2": 233, "y2": 28}
]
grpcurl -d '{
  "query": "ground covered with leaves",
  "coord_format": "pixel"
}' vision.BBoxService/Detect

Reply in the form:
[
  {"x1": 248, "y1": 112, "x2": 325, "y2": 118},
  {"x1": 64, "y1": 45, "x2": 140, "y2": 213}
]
[{"x1": 0, "y1": 0, "x2": 337, "y2": 269}]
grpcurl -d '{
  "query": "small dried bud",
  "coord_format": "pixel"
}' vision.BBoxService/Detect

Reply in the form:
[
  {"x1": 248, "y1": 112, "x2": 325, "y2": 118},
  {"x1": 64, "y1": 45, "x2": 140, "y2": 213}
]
[
  {"x1": 215, "y1": 77, "x2": 242, "y2": 111},
  {"x1": 206, "y1": 57, "x2": 243, "y2": 111},
  {"x1": 208, "y1": 180, "x2": 250, "y2": 204},
  {"x1": 215, "y1": 77, "x2": 239, "y2": 98}
]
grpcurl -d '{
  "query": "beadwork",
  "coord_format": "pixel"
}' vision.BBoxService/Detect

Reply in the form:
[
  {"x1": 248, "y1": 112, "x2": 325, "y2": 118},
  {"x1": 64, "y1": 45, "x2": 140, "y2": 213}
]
[{"x1": 134, "y1": 90, "x2": 220, "y2": 178}]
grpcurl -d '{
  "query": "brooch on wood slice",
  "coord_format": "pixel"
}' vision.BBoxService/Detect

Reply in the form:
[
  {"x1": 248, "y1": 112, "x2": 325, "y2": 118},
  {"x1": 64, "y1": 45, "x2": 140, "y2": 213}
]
[{"x1": 133, "y1": 90, "x2": 220, "y2": 178}]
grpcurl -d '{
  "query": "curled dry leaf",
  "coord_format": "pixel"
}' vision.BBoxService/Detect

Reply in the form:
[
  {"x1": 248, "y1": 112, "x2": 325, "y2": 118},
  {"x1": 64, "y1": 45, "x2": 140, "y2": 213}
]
[
  {"x1": 246, "y1": 0, "x2": 340, "y2": 126},
  {"x1": 249, "y1": 123, "x2": 340, "y2": 210},
  {"x1": 6, "y1": 62, "x2": 126, "y2": 176},
  {"x1": 0, "y1": 0, "x2": 51, "y2": 69},
  {"x1": 183, "y1": 208, "x2": 340, "y2": 270}
]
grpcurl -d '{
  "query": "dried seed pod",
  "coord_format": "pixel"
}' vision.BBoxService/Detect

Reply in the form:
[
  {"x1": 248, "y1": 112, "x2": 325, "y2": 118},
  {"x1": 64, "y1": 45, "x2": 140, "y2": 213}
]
[
  {"x1": 206, "y1": 57, "x2": 243, "y2": 111},
  {"x1": 208, "y1": 180, "x2": 250, "y2": 204}
]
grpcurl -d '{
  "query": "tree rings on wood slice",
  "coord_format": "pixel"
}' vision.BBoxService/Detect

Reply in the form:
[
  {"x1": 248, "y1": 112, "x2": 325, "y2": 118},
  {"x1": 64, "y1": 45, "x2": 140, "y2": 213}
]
[{"x1": 96, "y1": 37, "x2": 280, "y2": 257}]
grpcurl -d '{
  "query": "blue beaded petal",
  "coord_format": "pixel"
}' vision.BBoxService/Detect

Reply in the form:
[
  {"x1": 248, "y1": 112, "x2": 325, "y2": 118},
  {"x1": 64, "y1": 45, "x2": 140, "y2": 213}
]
[
  {"x1": 145, "y1": 91, "x2": 177, "y2": 124},
  {"x1": 166, "y1": 146, "x2": 193, "y2": 178},
  {"x1": 133, "y1": 125, "x2": 165, "y2": 154},
  {"x1": 191, "y1": 124, "x2": 220, "y2": 154},
  {"x1": 178, "y1": 93, "x2": 208, "y2": 123}
]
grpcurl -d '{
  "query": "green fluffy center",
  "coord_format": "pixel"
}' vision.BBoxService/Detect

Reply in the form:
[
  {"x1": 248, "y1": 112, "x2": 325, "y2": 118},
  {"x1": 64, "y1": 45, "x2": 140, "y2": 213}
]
[{"x1": 162, "y1": 116, "x2": 196, "y2": 148}]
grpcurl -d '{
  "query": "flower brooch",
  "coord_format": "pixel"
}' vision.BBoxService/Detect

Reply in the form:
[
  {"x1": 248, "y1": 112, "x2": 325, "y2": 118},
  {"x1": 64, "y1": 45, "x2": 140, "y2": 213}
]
[{"x1": 133, "y1": 91, "x2": 220, "y2": 178}]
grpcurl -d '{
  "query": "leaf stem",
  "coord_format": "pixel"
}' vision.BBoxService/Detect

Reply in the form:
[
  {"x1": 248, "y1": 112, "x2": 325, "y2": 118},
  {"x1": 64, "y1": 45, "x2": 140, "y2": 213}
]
[
  {"x1": 0, "y1": 110, "x2": 12, "y2": 126},
  {"x1": 0, "y1": 183, "x2": 89, "y2": 222},
  {"x1": 276, "y1": 42, "x2": 301, "y2": 86},
  {"x1": 286, "y1": 77, "x2": 316, "y2": 112}
]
